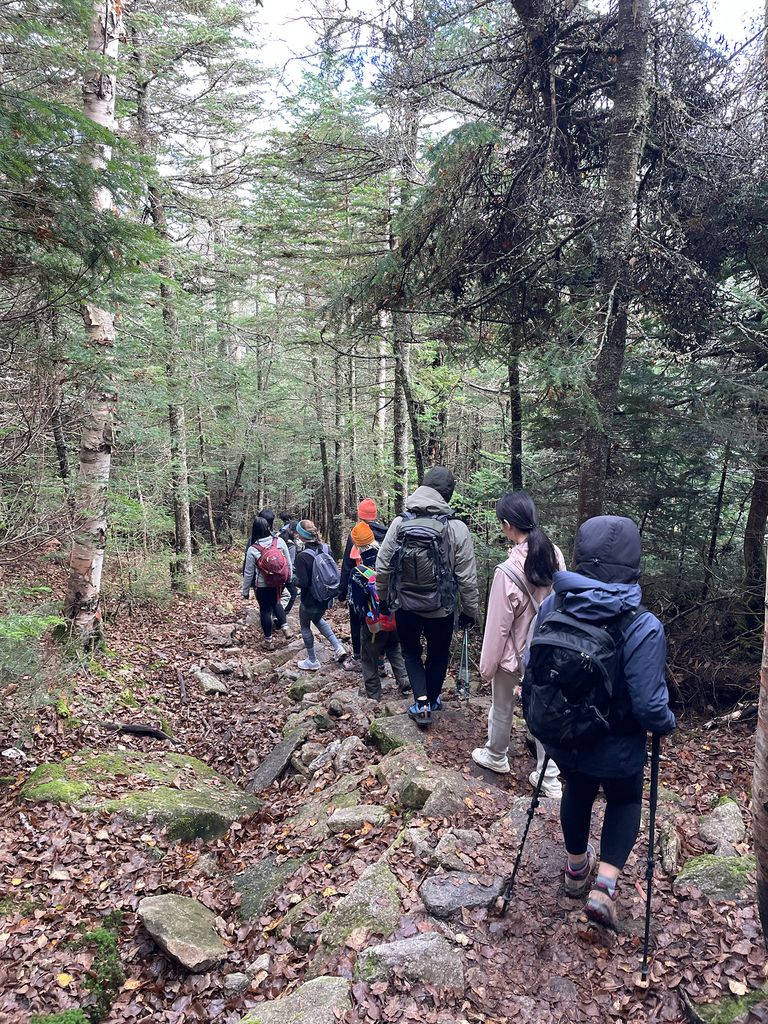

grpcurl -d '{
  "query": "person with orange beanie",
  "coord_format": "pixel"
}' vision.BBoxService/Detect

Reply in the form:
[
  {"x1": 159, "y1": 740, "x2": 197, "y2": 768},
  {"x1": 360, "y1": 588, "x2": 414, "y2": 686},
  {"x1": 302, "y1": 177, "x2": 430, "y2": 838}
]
[{"x1": 338, "y1": 498, "x2": 389, "y2": 670}]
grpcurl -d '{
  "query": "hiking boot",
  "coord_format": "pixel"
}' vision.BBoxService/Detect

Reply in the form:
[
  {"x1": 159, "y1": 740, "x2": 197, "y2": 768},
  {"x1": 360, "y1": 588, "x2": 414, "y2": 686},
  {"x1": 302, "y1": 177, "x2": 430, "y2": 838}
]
[
  {"x1": 263, "y1": 636, "x2": 274, "y2": 651},
  {"x1": 585, "y1": 883, "x2": 620, "y2": 931},
  {"x1": 396, "y1": 678, "x2": 411, "y2": 695},
  {"x1": 378, "y1": 658, "x2": 391, "y2": 678},
  {"x1": 297, "y1": 656, "x2": 321, "y2": 671},
  {"x1": 471, "y1": 746, "x2": 511, "y2": 774},
  {"x1": 431, "y1": 695, "x2": 444, "y2": 713},
  {"x1": 408, "y1": 701, "x2": 432, "y2": 726},
  {"x1": 281, "y1": 623, "x2": 292, "y2": 638},
  {"x1": 334, "y1": 645, "x2": 348, "y2": 663},
  {"x1": 529, "y1": 769, "x2": 562, "y2": 799},
  {"x1": 343, "y1": 656, "x2": 362, "y2": 672},
  {"x1": 564, "y1": 843, "x2": 596, "y2": 898}
]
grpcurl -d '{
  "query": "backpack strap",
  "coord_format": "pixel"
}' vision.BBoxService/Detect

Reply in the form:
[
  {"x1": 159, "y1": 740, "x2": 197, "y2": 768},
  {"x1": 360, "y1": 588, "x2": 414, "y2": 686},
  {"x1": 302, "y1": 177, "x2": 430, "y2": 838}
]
[{"x1": 497, "y1": 562, "x2": 541, "y2": 614}]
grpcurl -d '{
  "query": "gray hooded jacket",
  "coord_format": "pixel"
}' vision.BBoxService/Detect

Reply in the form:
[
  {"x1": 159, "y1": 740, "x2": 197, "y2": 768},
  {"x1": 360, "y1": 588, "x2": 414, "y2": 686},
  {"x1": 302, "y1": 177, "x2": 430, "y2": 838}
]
[{"x1": 375, "y1": 485, "x2": 479, "y2": 619}]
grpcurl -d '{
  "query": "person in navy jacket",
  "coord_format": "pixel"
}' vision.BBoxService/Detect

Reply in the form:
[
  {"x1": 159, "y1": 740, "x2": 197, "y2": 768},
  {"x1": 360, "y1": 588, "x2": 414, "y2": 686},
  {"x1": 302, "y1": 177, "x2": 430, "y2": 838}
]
[{"x1": 538, "y1": 515, "x2": 676, "y2": 931}]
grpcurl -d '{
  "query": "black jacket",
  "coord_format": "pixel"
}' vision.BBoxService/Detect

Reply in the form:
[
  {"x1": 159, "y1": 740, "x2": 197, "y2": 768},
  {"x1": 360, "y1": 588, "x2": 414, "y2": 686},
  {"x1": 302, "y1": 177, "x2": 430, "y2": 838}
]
[{"x1": 338, "y1": 520, "x2": 388, "y2": 600}]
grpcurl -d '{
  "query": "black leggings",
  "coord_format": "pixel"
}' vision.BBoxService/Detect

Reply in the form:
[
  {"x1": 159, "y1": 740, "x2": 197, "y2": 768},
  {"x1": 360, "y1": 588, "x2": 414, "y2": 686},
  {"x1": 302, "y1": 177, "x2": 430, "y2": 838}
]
[
  {"x1": 395, "y1": 610, "x2": 454, "y2": 705},
  {"x1": 255, "y1": 587, "x2": 286, "y2": 638},
  {"x1": 284, "y1": 580, "x2": 298, "y2": 615},
  {"x1": 560, "y1": 770, "x2": 643, "y2": 870}
]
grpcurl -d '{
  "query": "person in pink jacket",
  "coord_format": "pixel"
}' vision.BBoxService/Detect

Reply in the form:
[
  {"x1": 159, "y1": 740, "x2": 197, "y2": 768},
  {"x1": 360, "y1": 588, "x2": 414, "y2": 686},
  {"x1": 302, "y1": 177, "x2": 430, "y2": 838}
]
[{"x1": 472, "y1": 492, "x2": 566, "y2": 797}]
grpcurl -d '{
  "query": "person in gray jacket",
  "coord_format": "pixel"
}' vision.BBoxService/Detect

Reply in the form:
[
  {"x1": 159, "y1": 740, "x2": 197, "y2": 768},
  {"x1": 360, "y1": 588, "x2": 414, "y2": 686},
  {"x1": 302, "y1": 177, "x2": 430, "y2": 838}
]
[{"x1": 376, "y1": 467, "x2": 479, "y2": 725}]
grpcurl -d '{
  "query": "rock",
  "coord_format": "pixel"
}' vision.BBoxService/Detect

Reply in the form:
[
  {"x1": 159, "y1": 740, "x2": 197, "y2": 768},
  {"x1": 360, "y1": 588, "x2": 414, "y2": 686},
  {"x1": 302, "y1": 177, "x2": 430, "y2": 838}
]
[
  {"x1": 288, "y1": 675, "x2": 324, "y2": 702},
  {"x1": 252, "y1": 658, "x2": 274, "y2": 678},
  {"x1": 420, "y1": 872, "x2": 503, "y2": 918},
  {"x1": 307, "y1": 740, "x2": 341, "y2": 774},
  {"x1": 658, "y1": 784, "x2": 684, "y2": 806},
  {"x1": 239, "y1": 976, "x2": 350, "y2": 1024},
  {"x1": 433, "y1": 829, "x2": 481, "y2": 871},
  {"x1": 398, "y1": 765, "x2": 467, "y2": 812},
  {"x1": 355, "y1": 932, "x2": 464, "y2": 989},
  {"x1": 277, "y1": 895, "x2": 320, "y2": 951},
  {"x1": 317, "y1": 861, "x2": 401, "y2": 953},
  {"x1": 138, "y1": 894, "x2": 227, "y2": 972},
  {"x1": 234, "y1": 855, "x2": 304, "y2": 920},
  {"x1": 700, "y1": 798, "x2": 746, "y2": 856},
  {"x1": 190, "y1": 666, "x2": 228, "y2": 695},
  {"x1": 673, "y1": 854, "x2": 756, "y2": 901},
  {"x1": 406, "y1": 826, "x2": 435, "y2": 862},
  {"x1": 21, "y1": 749, "x2": 260, "y2": 842},
  {"x1": 246, "y1": 953, "x2": 272, "y2": 977},
  {"x1": 335, "y1": 735, "x2": 365, "y2": 772},
  {"x1": 687, "y1": 985, "x2": 768, "y2": 1024},
  {"x1": 369, "y1": 715, "x2": 424, "y2": 753},
  {"x1": 204, "y1": 622, "x2": 239, "y2": 646},
  {"x1": 327, "y1": 804, "x2": 389, "y2": 834},
  {"x1": 245, "y1": 608, "x2": 261, "y2": 627},
  {"x1": 195, "y1": 853, "x2": 219, "y2": 878},
  {"x1": 658, "y1": 821, "x2": 683, "y2": 875},
  {"x1": 376, "y1": 747, "x2": 432, "y2": 790},
  {"x1": 224, "y1": 972, "x2": 251, "y2": 993},
  {"x1": 247, "y1": 732, "x2": 311, "y2": 793},
  {"x1": 209, "y1": 660, "x2": 235, "y2": 675}
]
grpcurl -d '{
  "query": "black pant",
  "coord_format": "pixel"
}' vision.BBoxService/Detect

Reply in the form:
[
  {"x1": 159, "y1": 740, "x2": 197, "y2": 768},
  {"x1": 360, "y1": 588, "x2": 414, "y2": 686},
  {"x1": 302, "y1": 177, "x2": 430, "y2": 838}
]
[
  {"x1": 560, "y1": 770, "x2": 643, "y2": 870},
  {"x1": 395, "y1": 610, "x2": 454, "y2": 705},
  {"x1": 255, "y1": 587, "x2": 286, "y2": 638},
  {"x1": 349, "y1": 605, "x2": 362, "y2": 657},
  {"x1": 284, "y1": 580, "x2": 298, "y2": 615}
]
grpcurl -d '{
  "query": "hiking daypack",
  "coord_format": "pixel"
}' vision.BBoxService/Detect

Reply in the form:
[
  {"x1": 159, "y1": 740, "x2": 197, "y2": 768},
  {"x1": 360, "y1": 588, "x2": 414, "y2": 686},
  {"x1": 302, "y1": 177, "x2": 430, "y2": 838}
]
[
  {"x1": 350, "y1": 564, "x2": 379, "y2": 618},
  {"x1": 388, "y1": 511, "x2": 457, "y2": 614},
  {"x1": 305, "y1": 545, "x2": 341, "y2": 603},
  {"x1": 254, "y1": 538, "x2": 290, "y2": 589},
  {"x1": 522, "y1": 596, "x2": 647, "y2": 748}
]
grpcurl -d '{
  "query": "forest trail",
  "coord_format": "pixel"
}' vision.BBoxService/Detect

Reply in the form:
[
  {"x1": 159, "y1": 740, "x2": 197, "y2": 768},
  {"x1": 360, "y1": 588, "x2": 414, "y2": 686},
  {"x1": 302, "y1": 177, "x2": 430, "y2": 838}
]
[{"x1": 0, "y1": 555, "x2": 763, "y2": 1024}]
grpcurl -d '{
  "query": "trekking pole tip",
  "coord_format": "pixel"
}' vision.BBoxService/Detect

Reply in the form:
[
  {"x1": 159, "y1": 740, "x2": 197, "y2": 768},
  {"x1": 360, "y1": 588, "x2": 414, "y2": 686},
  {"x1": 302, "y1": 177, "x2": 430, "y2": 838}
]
[{"x1": 634, "y1": 969, "x2": 651, "y2": 990}]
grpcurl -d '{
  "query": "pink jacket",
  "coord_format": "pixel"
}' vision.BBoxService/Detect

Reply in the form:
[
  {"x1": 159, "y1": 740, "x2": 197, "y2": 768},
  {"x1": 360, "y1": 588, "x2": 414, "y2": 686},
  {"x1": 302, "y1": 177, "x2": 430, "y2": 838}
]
[{"x1": 479, "y1": 540, "x2": 567, "y2": 680}]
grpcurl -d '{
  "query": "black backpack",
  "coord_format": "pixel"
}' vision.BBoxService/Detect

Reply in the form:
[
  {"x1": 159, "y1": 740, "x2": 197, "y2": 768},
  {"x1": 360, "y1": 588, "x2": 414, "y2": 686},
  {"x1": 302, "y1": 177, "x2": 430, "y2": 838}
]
[
  {"x1": 388, "y1": 512, "x2": 457, "y2": 614},
  {"x1": 522, "y1": 596, "x2": 647, "y2": 748}
]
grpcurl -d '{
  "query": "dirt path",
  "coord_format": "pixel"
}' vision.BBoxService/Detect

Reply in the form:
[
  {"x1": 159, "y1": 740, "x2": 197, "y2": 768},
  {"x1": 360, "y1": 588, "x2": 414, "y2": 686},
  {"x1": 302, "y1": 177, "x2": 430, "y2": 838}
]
[{"x1": 0, "y1": 556, "x2": 762, "y2": 1023}]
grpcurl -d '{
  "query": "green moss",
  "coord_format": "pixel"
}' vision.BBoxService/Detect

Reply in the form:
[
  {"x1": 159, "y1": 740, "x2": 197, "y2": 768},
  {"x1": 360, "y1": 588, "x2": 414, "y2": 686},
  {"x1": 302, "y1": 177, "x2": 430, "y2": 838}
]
[
  {"x1": 694, "y1": 987, "x2": 768, "y2": 1024},
  {"x1": 234, "y1": 856, "x2": 305, "y2": 920},
  {"x1": 20, "y1": 765, "x2": 92, "y2": 804},
  {"x1": 676, "y1": 854, "x2": 756, "y2": 900},
  {"x1": 714, "y1": 796, "x2": 738, "y2": 808},
  {"x1": 355, "y1": 951, "x2": 384, "y2": 983},
  {"x1": 79, "y1": 919, "x2": 125, "y2": 1021},
  {"x1": 119, "y1": 688, "x2": 139, "y2": 708},
  {"x1": 318, "y1": 861, "x2": 400, "y2": 952},
  {"x1": 657, "y1": 785, "x2": 684, "y2": 805},
  {"x1": 0, "y1": 895, "x2": 13, "y2": 914},
  {"x1": 31, "y1": 1012, "x2": 90, "y2": 1024},
  {"x1": 103, "y1": 788, "x2": 237, "y2": 842},
  {"x1": 331, "y1": 790, "x2": 361, "y2": 810}
]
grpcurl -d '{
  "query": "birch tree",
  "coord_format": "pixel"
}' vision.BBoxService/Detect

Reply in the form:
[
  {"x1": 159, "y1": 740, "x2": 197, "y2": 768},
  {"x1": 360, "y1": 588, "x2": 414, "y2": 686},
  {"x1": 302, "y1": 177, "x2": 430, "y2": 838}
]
[{"x1": 63, "y1": 0, "x2": 123, "y2": 637}]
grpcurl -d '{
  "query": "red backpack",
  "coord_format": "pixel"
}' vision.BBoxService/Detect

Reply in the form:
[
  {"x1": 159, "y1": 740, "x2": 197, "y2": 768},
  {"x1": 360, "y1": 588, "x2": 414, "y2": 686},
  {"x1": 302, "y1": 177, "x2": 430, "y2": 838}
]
[{"x1": 254, "y1": 538, "x2": 290, "y2": 589}]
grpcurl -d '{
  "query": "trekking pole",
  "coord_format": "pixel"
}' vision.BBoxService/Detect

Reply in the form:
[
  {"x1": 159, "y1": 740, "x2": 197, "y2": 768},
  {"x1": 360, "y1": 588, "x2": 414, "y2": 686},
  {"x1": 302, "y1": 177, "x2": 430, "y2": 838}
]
[
  {"x1": 495, "y1": 754, "x2": 550, "y2": 916},
  {"x1": 637, "y1": 733, "x2": 661, "y2": 988},
  {"x1": 457, "y1": 628, "x2": 470, "y2": 700}
]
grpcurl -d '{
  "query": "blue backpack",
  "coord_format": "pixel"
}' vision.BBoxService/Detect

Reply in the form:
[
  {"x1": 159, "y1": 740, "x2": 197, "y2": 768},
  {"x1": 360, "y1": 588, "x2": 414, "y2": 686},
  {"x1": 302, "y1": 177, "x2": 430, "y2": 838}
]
[{"x1": 305, "y1": 545, "x2": 340, "y2": 603}]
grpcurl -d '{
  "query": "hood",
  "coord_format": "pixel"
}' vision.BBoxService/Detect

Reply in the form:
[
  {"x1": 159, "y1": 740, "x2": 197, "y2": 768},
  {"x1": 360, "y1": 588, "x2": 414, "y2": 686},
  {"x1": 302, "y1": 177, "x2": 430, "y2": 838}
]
[
  {"x1": 553, "y1": 570, "x2": 642, "y2": 622},
  {"x1": 574, "y1": 515, "x2": 641, "y2": 584},
  {"x1": 422, "y1": 466, "x2": 455, "y2": 501},
  {"x1": 405, "y1": 485, "x2": 453, "y2": 516}
]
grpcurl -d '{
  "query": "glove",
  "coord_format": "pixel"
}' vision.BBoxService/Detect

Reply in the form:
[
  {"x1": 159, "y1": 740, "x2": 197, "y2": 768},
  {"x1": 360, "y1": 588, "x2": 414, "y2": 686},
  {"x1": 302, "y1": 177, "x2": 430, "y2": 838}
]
[{"x1": 458, "y1": 612, "x2": 475, "y2": 630}]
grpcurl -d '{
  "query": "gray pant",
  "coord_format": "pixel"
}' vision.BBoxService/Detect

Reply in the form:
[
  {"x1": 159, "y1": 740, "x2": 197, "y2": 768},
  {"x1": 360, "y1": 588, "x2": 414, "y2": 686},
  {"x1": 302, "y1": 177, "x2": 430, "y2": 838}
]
[
  {"x1": 360, "y1": 626, "x2": 408, "y2": 700},
  {"x1": 299, "y1": 603, "x2": 342, "y2": 660},
  {"x1": 486, "y1": 667, "x2": 560, "y2": 781}
]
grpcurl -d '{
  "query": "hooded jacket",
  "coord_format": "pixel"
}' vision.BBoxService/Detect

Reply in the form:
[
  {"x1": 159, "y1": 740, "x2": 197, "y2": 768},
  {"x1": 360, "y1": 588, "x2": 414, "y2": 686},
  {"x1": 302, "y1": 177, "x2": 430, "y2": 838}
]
[
  {"x1": 480, "y1": 539, "x2": 566, "y2": 680},
  {"x1": 242, "y1": 535, "x2": 292, "y2": 595},
  {"x1": 338, "y1": 520, "x2": 388, "y2": 601},
  {"x1": 375, "y1": 485, "x2": 479, "y2": 620},
  {"x1": 536, "y1": 570, "x2": 676, "y2": 778}
]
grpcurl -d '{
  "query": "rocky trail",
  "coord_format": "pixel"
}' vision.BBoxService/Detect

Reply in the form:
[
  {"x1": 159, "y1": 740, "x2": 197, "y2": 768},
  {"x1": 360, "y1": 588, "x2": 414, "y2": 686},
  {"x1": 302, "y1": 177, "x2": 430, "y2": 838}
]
[{"x1": 1, "y1": 555, "x2": 765, "y2": 1024}]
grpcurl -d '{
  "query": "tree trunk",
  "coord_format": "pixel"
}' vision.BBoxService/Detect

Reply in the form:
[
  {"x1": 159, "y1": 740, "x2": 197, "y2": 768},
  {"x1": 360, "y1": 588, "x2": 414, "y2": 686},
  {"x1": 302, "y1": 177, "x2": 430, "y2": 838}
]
[
  {"x1": 751, "y1": 548, "x2": 768, "y2": 937},
  {"x1": 701, "y1": 447, "x2": 729, "y2": 601},
  {"x1": 133, "y1": 30, "x2": 193, "y2": 591},
  {"x1": 311, "y1": 351, "x2": 341, "y2": 555},
  {"x1": 334, "y1": 352, "x2": 346, "y2": 542},
  {"x1": 392, "y1": 319, "x2": 410, "y2": 514},
  {"x1": 64, "y1": 0, "x2": 122, "y2": 638},
  {"x1": 197, "y1": 405, "x2": 218, "y2": 550},
  {"x1": 745, "y1": 403, "x2": 768, "y2": 632},
  {"x1": 506, "y1": 331, "x2": 523, "y2": 490},
  {"x1": 376, "y1": 313, "x2": 390, "y2": 501},
  {"x1": 575, "y1": 0, "x2": 649, "y2": 526}
]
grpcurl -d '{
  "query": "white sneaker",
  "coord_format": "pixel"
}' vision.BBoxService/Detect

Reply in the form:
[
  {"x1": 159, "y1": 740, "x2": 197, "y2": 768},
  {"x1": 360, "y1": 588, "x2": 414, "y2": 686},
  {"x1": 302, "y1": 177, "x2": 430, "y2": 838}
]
[
  {"x1": 334, "y1": 645, "x2": 347, "y2": 662},
  {"x1": 471, "y1": 747, "x2": 511, "y2": 774},
  {"x1": 297, "y1": 657, "x2": 320, "y2": 671},
  {"x1": 529, "y1": 769, "x2": 562, "y2": 799}
]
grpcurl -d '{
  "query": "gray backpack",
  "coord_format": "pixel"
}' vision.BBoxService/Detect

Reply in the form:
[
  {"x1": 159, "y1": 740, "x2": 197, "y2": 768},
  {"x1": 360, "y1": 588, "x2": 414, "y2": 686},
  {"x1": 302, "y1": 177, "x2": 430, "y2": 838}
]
[
  {"x1": 389, "y1": 512, "x2": 457, "y2": 614},
  {"x1": 305, "y1": 545, "x2": 340, "y2": 603}
]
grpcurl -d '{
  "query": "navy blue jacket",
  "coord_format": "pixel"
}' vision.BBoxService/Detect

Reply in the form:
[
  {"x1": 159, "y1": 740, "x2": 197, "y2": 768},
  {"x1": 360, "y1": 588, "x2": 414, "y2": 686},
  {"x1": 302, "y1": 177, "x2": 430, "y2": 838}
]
[
  {"x1": 537, "y1": 571, "x2": 676, "y2": 778},
  {"x1": 338, "y1": 520, "x2": 388, "y2": 600}
]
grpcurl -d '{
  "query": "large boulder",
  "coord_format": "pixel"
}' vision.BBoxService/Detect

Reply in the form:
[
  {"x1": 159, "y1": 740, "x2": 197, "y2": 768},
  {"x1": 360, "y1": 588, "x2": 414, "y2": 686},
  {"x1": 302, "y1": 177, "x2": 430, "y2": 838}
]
[
  {"x1": 240, "y1": 976, "x2": 350, "y2": 1024},
  {"x1": 355, "y1": 933, "x2": 464, "y2": 989},
  {"x1": 138, "y1": 894, "x2": 227, "y2": 972},
  {"x1": 327, "y1": 804, "x2": 389, "y2": 834},
  {"x1": 420, "y1": 871, "x2": 503, "y2": 918},
  {"x1": 397, "y1": 765, "x2": 468, "y2": 814},
  {"x1": 21, "y1": 749, "x2": 260, "y2": 842},
  {"x1": 700, "y1": 798, "x2": 746, "y2": 856},
  {"x1": 673, "y1": 854, "x2": 756, "y2": 901},
  {"x1": 369, "y1": 715, "x2": 424, "y2": 753},
  {"x1": 376, "y1": 747, "x2": 431, "y2": 790},
  {"x1": 234, "y1": 856, "x2": 305, "y2": 920},
  {"x1": 317, "y1": 861, "x2": 401, "y2": 953},
  {"x1": 247, "y1": 732, "x2": 311, "y2": 793}
]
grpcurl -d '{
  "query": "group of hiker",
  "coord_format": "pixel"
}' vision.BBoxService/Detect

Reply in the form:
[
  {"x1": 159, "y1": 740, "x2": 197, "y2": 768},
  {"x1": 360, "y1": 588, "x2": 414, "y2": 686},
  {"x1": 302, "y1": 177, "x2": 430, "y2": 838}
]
[{"x1": 241, "y1": 466, "x2": 676, "y2": 933}]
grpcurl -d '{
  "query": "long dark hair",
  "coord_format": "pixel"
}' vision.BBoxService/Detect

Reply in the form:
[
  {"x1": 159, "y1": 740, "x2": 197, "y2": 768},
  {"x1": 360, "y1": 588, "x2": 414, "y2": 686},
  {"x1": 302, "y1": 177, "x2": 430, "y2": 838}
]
[
  {"x1": 496, "y1": 492, "x2": 557, "y2": 588},
  {"x1": 249, "y1": 516, "x2": 272, "y2": 545}
]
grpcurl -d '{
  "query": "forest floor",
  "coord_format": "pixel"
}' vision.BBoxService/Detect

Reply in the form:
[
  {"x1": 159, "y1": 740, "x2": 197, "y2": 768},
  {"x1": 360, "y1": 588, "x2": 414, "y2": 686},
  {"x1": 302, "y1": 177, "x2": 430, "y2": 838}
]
[{"x1": 0, "y1": 552, "x2": 764, "y2": 1024}]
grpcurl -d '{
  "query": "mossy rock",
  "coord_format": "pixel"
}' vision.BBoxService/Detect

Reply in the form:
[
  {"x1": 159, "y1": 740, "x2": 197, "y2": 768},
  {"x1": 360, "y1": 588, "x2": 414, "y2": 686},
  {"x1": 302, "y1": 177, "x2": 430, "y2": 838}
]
[
  {"x1": 277, "y1": 894, "x2": 320, "y2": 951},
  {"x1": 689, "y1": 985, "x2": 768, "y2": 1024},
  {"x1": 673, "y1": 854, "x2": 756, "y2": 901},
  {"x1": 369, "y1": 715, "x2": 424, "y2": 754},
  {"x1": 21, "y1": 749, "x2": 260, "y2": 842},
  {"x1": 316, "y1": 861, "x2": 401, "y2": 955},
  {"x1": 658, "y1": 785, "x2": 684, "y2": 805},
  {"x1": 287, "y1": 675, "x2": 324, "y2": 702},
  {"x1": 240, "y1": 975, "x2": 350, "y2": 1024},
  {"x1": 233, "y1": 855, "x2": 305, "y2": 920}
]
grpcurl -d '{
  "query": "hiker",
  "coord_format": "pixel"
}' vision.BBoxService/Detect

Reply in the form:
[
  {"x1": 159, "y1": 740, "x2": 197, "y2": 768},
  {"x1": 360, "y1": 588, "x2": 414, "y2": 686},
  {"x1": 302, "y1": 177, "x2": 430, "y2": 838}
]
[
  {"x1": 527, "y1": 515, "x2": 675, "y2": 930},
  {"x1": 338, "y1": 499, "x2": 388, "y2": 672},
  {"x1": 471, "y1": 492, "x2": 566, "y2": 797},
  {"x1": 278, "y1": 521, "x2": 300, "y2": 615},
  {"x1": 348, "y1": 521, "x2": 409, "y2": 701},
  {"x1": 293, "y1": 519, "x2": 347, "y2": 671},
  {"x1": 242, "y1": 507, "x2": 277, "y2": 572},
  {"x1": 376, "y1": 466, "x2": 479, "y2": 725},
  {"x1": 242, "y1": 516, "x2": 292, "y2": 650}
]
